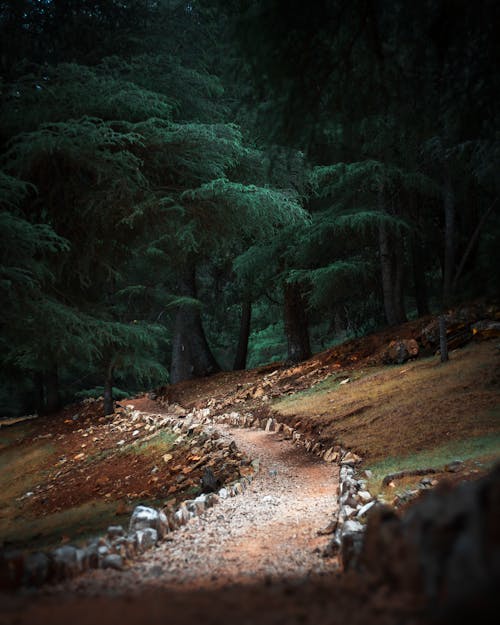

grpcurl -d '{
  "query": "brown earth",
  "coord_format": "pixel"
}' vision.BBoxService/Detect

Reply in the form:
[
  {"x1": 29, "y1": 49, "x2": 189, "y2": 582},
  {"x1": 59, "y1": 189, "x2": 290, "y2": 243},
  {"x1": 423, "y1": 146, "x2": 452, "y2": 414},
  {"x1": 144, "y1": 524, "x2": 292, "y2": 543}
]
[
  {"x1": 0, "y1": 399, "x2": 241, "y2": 551},
  {"x1": 1, "y1": 308, "x2": 499, "y2": 624},
  {"x1": 273, "y1": 341, "x2": 500, "y2": 461}
]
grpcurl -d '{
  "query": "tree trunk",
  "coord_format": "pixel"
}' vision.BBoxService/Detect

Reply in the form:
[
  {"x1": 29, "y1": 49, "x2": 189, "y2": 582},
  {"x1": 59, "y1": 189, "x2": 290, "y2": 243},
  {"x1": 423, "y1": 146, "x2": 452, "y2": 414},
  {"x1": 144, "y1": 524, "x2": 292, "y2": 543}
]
[
  {"x1": 378, "y1": 220, "x2": 398, "y2": 326},
  {"x1": 170, "y1": 306, "x2": 194, "y2": 385},
  {"x1": 170, "y1": 265, "x2": 220, "y2": 385},
  {"x1": 442, "y1": 168, "x2": 455, "y2": 306},
  {"x1": 332, "y1": 304, "x2": 348, "y2": 338},
  {"x1": 452, "y1": 197, "x2": 498, "y2": 292},
  {"x1": 394, "y1": 236, "x2": 407, "y2": 324},
  {"x1": 439, "y1": 315, "x2": 449, "y2": 363},
  {"x1": 411, "y1": 235, "x2": 430, "y2": 316},
  {"x1": 34, "y1": 372, "x2": 45, "y2": 415},
  {"x1": 44, "y1": 364, "x2": 60, "y2": 414},
  {"x1": 103, "y1": 364, "x2": 114, "y2": 415},
  {"x1": 233, "y1": 300, "x2": 252, "y2": 371},
  {"x1": 283, "y1": 282, "x2": 311, "y2": 364}
]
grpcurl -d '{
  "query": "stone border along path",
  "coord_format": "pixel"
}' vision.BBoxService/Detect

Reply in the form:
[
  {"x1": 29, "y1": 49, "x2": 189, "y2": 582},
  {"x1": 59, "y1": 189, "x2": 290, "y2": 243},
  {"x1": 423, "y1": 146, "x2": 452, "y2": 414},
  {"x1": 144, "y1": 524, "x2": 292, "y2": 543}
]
[
  {"x1": 3, "y1": 406, "x2": 379, "y2": 592},
  {"x1": 1, "y1": 408, "x2": 255, "y2": 589},
  {"x1": 203, "y1": 410, "x2": 377, "y2": 567}
]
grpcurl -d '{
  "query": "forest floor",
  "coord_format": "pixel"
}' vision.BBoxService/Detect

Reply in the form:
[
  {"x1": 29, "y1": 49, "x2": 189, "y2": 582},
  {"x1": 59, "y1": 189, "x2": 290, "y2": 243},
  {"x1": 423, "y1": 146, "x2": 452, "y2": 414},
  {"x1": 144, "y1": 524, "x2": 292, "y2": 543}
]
[{"x1": 1, "y1": 314, "x2": 499, "y2": 624}]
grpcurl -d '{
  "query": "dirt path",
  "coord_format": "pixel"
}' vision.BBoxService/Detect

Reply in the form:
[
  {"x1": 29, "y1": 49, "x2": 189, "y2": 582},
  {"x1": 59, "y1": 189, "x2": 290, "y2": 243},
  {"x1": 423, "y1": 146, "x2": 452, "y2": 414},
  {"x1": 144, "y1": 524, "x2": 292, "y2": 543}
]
[
  {"x1": 44, "y1": 424, "x2": 339, "y2": 595},
  {"x1": 0, "y1": 420, "x2": 426, "y2": 625}
]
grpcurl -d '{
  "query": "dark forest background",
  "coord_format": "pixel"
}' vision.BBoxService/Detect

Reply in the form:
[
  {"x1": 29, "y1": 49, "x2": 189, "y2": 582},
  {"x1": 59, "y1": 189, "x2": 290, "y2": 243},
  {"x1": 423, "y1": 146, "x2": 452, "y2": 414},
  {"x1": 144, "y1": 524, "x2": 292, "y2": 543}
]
[{"x1": 1, "y1": 0, "x2": 498, "y2": 416}]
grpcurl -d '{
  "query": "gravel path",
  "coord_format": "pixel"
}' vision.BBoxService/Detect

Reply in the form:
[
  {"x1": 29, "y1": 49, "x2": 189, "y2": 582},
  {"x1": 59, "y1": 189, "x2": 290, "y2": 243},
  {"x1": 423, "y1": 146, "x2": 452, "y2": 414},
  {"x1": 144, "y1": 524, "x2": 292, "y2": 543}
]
[
  {"x1": 48, "y1": 424, "x2": 340, "y2": 596},
  {"x1": 2, "y1": 422, "x2": 423, "y2": 625}
]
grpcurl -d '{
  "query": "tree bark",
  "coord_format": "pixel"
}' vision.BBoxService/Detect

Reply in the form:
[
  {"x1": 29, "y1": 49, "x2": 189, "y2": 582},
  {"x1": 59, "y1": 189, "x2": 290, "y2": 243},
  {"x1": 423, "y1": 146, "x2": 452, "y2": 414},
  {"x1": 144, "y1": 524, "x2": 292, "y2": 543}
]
[
  {"x1": 452, "y1": 197, "x2": 498, "y2": 292},
  {"x1": 283, "y1": 282, "x2": 311, "y2": 364},
  {"x1": 378, "y1": 219, "x2": 398, "y2": 326},
  {"x1": 44, "y1": 364, "x2": 60, "y2": 414},
  {"x1": 103, "y1": 365, "x2": 114, "y2": 416},
  {"x1": 394, "y1": 236, "x2": 407, "y2": 324},
  {"x1": 170, "y1": 265, "x2": 220, "y2": 385},
  {"x1": 410, "y1": 235, "x2": 430, "y2": 316},
  {"x1": 34, "y1": 372, "x2": 45, "y2": 415},
  {"x1": 442, "y1": 167, "x2": 455, "y2": 306},
  {"x1": 233, "y1": 300, "x2": 252, "y2": 371},
  {"x1": 439, "y1": 315, "x2": 449, "y2": 363}
]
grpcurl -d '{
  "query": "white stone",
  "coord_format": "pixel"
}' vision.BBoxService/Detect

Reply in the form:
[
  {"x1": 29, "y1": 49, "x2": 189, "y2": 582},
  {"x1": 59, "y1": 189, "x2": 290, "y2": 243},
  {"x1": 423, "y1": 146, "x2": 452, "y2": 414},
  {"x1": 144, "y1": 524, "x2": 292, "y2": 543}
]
[
  {"x1": 342, "y1": 505, "x2": 357, "y2": 519},
  {"x1": 135, "y1": 528, "x2": 158, "y2": 551},
  {"x1": 218, "y1": 487, "x2": 228, "y2": 499},
  {"x1": 129, "y1": 505, "x2": 169, "y2": 539},
  {"x1": 357, "y1": 500, "x2": 376, "y2": 518},
  {"x1": 357, "y1": 490, "x2": 372, "y2": 502},
  {"x1": 102, "y1": 554, "x2": 123, "y2": 570},
  {"x1": 342, "y1": 519, "x2": 364, "y2": 534},
  {"x1": 265, "y1": 418, "x2": 275, "y2": 432}
]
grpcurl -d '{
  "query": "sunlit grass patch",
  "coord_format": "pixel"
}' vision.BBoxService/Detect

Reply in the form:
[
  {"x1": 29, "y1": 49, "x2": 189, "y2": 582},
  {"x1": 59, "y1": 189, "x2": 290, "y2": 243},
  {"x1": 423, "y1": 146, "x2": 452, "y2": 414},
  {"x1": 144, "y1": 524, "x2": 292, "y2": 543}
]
[
  {"x1": 366, "y1": 433, "x2": 500, "y2": 481},
  {"x1": 1, "y1": 500, "x2": 130, "y2": 552},
  {"x1": 273, "y1": 342, "x2": 500, "y2": 463},
  {"x1": 0, "y1": 420, "x2": 39, "y2": 449},
  {"x1": 129, "y1": 429, "x2": 177, "y2": 456},
  {"x1": 0, "y1": 441, "x2": 57, "y2": 504}
]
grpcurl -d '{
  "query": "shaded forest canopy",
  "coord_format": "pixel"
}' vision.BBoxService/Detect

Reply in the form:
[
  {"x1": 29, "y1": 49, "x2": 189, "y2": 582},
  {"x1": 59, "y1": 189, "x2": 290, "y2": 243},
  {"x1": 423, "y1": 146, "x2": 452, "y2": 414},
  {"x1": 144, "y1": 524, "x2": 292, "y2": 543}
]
[{"x1": 1, "y1": 0, "x2": 499, "y2": 417}]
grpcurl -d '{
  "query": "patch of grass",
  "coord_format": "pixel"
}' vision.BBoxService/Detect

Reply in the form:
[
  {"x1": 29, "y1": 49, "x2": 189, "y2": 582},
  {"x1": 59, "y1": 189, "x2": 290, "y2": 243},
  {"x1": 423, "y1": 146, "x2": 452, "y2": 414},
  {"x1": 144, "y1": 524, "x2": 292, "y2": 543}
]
[
  {"x1": 0, "y1": 421, "x2": 39, "y2": 449},
  {"x1": 130, "y1": 429, "x2": 177, "y2": 456},
  {"x1": 366, "y1": 433, "x2": 500, "y2": 481},
  {"x1": 1, "y1": 500, "x2": 130, "y2": 552},
  {"x1": 82, "y1": 429, "x2": 178, "y2": 466},
  {"x1": 273, "y1": 343, "x2": 500, "y2": 462},
  {"x1": 0, "y1": 441, "x2": 57, "y2": 504},
  {"x1": 274, "y1": 368, "x2": 378, "y2": 407}
]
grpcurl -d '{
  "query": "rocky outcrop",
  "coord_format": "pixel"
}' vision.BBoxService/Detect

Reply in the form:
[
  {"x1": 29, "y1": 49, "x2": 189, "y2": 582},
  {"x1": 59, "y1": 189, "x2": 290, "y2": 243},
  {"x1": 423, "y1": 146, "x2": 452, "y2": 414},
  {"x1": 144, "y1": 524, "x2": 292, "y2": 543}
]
[{"x1": 353, "y1": 465, "x2": 500, "y2": 616}]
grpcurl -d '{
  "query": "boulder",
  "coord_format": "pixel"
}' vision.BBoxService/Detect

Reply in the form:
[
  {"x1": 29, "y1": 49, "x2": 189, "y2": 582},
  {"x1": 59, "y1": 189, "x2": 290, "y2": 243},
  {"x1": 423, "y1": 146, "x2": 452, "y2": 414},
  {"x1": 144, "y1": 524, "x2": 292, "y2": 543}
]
[
  {"x1": 84, "y1": 542, "x2": 100, "y2": 569},
  {"x1": 101, "y1": 554, "x2": 124, "y2": 570},
  {"x1": 357, "y1": 500, "x2": 376, "y2": 518},
  {"x1": 356, "y1": 466, "x2": 500, "y2": 612},
  {"x1": 323, "y1": 447, "x2": 339, "y2": 463},
  {"x1": 129, "y1": 505, "x2": 169, "y2": 539},
  {"x1": 51, "y1": 545, "x2": 81, "y2": 580},
  {"x1": 341, "y1": 451, "x2": 362, "y2": 466},
  {"x1": 107, "y1": 525, "x2": 125, "y2": 539},
  {"x1": 135, "y1": 528, "x2": 158, "y2": 552},
  {"x1": 23, "y1": 552, "x2": 50, "y2": 586},
  {"x1": 383, "y1": 339, "x2": 419, "y2": 364},
  {"x1": 201, "y1": 467, "x2": 221, "y2": 493},
  {"x1": 357, "y1": 490, "x2": 372, "y2": 503},
  {"x1": 265, "y1": 418, "x2": 276, "y2": 432},
  {"x1": 0, "y1": 551, "x2": 25, "y2": 589}
]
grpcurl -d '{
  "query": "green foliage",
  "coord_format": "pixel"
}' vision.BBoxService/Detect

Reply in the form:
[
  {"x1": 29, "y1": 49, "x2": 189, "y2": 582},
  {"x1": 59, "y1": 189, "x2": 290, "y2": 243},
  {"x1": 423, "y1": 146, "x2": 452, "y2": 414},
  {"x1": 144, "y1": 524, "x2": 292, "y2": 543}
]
[
  {"x1": 1, "y1": 0, "x2": 499, "y2": 413},
  {"x1": 247, "y1": 321, "x2": 287, "y2": 368},
  {"x1": 288, "y1": 260, "x2": 370, "y2": 309},
  {"x1": 0, "y1": 63, "x2": 175, "y2": 136},
  {"x1": 75, "y1": 387, "x2": 132, "y2": 401}
]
